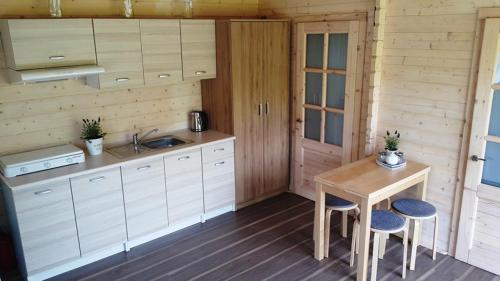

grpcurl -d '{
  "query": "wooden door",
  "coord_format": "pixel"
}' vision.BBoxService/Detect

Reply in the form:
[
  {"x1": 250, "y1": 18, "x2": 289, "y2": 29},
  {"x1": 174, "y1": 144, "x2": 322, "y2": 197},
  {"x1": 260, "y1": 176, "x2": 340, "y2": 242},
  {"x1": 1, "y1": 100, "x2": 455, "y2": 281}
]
[
  {"x1": 293, "y1": 21, "x2": 362, "y2": 200},
  {"x1": 262, "y1": 22, "x2": 290, "y2": 196},
  {"x1": 456, "y1": 18, "x2": 500, "y2": 275},
  {"x1": 230, "y1": 22, "x2": 265, "y2": 204},
  {"x1": 180, "y1": 19, "x2": 216, "y2": 81}
]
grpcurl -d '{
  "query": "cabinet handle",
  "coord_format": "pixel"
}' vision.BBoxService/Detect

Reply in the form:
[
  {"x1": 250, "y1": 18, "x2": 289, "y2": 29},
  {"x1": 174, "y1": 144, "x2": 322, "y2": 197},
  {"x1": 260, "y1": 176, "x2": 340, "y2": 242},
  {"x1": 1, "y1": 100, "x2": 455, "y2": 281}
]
[
  {"x1": 214, "y1": 161, "x2": 225, "y2": 166},
  {"x1": 195, "y1": 70, "x2": 207, "y2": 76},
  {"x1": 158, "y1": 74, "x2": 171, "y2": 78},
  {"x1": 49, "y1": 55, "x2": 65, "y2": 60},
  {"x1": 213, "y1": 148, "x2": 225, "y2": 152},
  {"x1": 89, "y1": 176, "x2": 106, "y2": 183},
  {"x1": 115, "y1": 78, "x2": 130, "y2": 82},
  {"x1": 34, "y1": 189, "x2": 52, "y2": 195},
  {"x1": 137, "y1": 165, "x2": 151, "y2": 171},
  {"x1": 258, "y1": 103, "x2": 263, "y2": 116},
  {"x1": 265, "y1": 102, "x2": 270, "y2": 115},
  {"x1": 178, "y1": 156, "x2": 190, "y2": 161}
]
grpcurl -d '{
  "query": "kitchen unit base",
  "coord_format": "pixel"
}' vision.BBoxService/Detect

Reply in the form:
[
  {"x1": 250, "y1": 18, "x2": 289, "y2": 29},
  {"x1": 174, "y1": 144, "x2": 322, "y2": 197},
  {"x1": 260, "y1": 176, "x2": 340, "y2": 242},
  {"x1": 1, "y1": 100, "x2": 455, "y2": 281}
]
[{"x1": 24, "y1": 205, "x2": 235, "y2": 281}]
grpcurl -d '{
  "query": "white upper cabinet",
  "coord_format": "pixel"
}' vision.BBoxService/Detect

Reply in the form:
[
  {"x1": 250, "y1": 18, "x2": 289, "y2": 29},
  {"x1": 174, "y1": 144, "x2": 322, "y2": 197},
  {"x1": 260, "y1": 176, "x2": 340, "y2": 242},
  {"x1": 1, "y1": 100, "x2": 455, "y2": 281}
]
[
  {"x1": 91, "y1": 19, "x2": 144, "y2": 89},
  {"x1": 140, "y1": 19, "x2": 183, "y2": 86},
  {"x1": 0, "y1": 19, "x2": 96, "y2": 70},
  {"x1": 180, "y1": 19, "x2": 216, "y2": 81}
]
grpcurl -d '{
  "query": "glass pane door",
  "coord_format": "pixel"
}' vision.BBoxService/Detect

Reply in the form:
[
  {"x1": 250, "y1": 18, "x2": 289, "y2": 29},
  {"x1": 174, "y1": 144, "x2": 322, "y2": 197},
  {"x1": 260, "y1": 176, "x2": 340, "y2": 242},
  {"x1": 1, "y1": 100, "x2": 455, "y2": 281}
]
[
  {"x1": 303, "y1": 32, "x2": 349, "y2": 147},
  {"x1": 482, "y1": 90, "x2": 500, "y2": 187}
]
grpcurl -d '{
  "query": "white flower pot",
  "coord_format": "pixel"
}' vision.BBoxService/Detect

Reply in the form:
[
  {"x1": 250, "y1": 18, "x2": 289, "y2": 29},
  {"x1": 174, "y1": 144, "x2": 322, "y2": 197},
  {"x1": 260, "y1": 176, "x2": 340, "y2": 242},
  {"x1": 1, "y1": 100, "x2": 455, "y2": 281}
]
[
  {"x1": 85, "y1": 138, "x2": 103, "y2": 156},
  {"x1": 385, "y1": 150, "x2": 400, "y2": 165}
]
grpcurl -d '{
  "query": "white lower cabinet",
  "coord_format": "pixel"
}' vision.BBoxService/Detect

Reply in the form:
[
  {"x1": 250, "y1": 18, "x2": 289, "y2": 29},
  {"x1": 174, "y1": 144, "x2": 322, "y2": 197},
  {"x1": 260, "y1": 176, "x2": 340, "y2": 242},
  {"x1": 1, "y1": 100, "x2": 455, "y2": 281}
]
[
  {"x1": 5, "y1": 180, "x2": 80, "y2": 275},
  {"x1": 202, "y1": 156, "x2": 236, "y2": 213},
  {"x1": 70, "y1": 168, "x2": 127, "y2": 255},
  {"x1": 121, "y1": 157, "x2": 168, "y2": 239},
  {"x1": 164, "y1": 149, "x2": 204, "y2": 224}
]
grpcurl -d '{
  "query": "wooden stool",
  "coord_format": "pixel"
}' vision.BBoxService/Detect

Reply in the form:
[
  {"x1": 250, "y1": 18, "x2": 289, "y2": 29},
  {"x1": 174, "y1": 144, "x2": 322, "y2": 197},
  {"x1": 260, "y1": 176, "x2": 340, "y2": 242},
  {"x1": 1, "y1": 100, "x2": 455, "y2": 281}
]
[
  {"x1": 324, "y1": 194, "x2": 359, "y2": 258},
  {"x1": 351, "y1": 210, "x2": 409, "y2": 281},
  {"x1": 391, "y1": 198, "x2": 438, "y2": 270}
]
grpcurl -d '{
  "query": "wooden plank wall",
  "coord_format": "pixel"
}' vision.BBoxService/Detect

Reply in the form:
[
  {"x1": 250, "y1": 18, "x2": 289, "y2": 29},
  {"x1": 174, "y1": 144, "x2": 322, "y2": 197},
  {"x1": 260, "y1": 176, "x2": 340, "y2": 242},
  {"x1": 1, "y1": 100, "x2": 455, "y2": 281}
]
[
  {"x1": 0, "y1": 0, "x2": 259, "y2": 18},
  {"x1": 258, "y1": 0, "x2": 500, "y2": 255}
]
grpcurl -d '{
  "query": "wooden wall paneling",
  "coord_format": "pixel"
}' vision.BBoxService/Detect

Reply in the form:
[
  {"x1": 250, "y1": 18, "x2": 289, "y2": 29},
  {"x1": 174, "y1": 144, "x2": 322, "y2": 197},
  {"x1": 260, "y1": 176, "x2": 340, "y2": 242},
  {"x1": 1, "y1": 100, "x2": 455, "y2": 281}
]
[
  {"x1": 140, "y1": 19, "x2": 183, "y2": 86},
  {"x1": 230, "y1": 21, "x2": 265, "y2": 202},
  {"x1": 200, "y1": 21, "x2": 234, "y2": 134},
  {"x1": 91, "y1": 19, "x2": 145, "y2": 89},
  {"x1": 262, "y1": 21, "x2": 290, "y2": 195}
]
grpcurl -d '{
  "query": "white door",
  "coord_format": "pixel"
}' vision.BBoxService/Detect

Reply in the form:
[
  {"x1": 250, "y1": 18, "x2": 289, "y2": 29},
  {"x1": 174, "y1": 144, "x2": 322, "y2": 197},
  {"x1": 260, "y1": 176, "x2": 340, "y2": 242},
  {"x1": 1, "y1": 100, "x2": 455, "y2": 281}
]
[{"x1": 456, "y1": 18, "x2": 500, "y2": 275}]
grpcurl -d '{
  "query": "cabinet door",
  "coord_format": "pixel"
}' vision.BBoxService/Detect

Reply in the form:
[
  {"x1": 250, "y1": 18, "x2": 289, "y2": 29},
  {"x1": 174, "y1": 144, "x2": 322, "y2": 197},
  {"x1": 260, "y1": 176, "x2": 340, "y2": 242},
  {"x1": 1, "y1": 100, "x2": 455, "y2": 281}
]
[
  {"x1": 164, "y1": 149, "x2": 203, "y2": 224},
  {"x1": 12, "y1": 180, "x2": 80, "y2": 273},
  {"x1": 70, "y1": 168, "x2": 126, "y2": 255},
  {"x1": 262, "y1": 22, "x2": 290, "y2": 195},
  {"x1": 180, "y1": 19, "x2": 216, "y2": 80},
  {"x1": 140, "y1": 19, "x2": 183, "y2": 85},
  {"x1": 121, "y1": 157, "x2": 168, "y2": 239},
  {"x1": 230, "y1": 21, "x2": 265, "y2": 204},
  {"x1": 92, "y1": 19, "x2": 144, "y2": 89},
  {"x1": 0, "y1": 19, "x2": 96, "y2": 70},
  {"x1": 202, "y1": 156, "x2": 235, "y2": 213}
]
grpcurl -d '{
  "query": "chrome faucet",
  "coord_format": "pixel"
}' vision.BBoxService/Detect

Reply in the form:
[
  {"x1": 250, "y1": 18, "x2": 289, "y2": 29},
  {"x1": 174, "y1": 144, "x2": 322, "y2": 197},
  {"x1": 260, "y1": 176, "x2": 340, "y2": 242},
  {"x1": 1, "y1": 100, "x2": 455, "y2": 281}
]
[{"x1": 133, "y1": 128, "x2": 159, "y2": 151}]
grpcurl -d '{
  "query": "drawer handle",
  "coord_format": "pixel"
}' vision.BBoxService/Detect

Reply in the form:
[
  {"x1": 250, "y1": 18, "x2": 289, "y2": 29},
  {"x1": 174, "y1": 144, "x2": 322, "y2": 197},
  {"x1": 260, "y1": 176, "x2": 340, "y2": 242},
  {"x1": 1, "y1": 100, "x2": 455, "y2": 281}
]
[
  {"x1": 195, "y1": 70, "x2": 207, "y2": 76},
  {"x1": 49, "y1": 55, "x2": 65, "y2": 60},
  {"x1": 137, "y1": 165, "x2": 151, "y2": 171},
  {"x1": 89, "y1": 176, "x2": 106, "y2": 183},
  {"x1": 115, "y1": 78, "x2": 130, "y2": 82},
  {"x1": 214, "y1": 161, "x2": 225, "y2": 166},
  {"x1": 213, "y1": 148, "x2": 225, "y2": 152},
  {"x1": 178, "y1": 156, "x2": 191, "y2": 161},
  {"x1": 158, "y1": 74, "x2": 171, "y2": 78},
  {"x1": 34, "y1": 189, "x2": 52, "y2": 195}
]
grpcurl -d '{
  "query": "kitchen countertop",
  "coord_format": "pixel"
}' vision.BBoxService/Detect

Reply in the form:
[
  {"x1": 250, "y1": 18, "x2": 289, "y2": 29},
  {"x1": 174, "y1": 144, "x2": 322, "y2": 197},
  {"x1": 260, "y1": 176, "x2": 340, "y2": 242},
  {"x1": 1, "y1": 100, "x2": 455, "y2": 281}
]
[{"x1": 0, "y1": 129, "x2": 235, "y2": 190}]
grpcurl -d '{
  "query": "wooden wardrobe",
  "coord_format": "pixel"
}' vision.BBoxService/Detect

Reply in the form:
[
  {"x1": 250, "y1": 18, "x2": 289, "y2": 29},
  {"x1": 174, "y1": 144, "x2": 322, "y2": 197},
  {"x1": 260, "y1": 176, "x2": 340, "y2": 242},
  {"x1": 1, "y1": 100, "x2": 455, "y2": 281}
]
[{"x1": 201, "y1": 20, "x2": 290, "y2": 207}]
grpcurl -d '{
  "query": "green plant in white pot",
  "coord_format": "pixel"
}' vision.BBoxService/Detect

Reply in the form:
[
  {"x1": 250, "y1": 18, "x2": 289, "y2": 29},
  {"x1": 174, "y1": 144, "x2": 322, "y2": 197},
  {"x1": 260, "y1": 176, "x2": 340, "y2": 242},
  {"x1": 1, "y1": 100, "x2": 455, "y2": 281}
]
[
  {"x1": 81, "y1": 117, "x2": 107, "y2": 156},
  {"x1": 384, "y1": 130, "x2": 400, "y2": 165}
]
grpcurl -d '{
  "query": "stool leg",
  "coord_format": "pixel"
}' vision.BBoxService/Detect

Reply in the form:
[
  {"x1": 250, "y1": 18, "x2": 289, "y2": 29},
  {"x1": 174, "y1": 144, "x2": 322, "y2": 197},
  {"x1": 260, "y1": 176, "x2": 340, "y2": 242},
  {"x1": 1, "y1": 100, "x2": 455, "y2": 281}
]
[
  {"x1": 350, "y1": 219, "x2": 359, "y2": 267},
  {"x1": 402, "y1": 218, "x2": 409, "y2": 279},
  {"x1": 410, "y1": 219, "x2": 420, "y2": 270},
  {"x1": 371, "y1": 232, "x2": 380, "y2": 281},
  {"x1": 341, "y1": 211, "x2": 348, "y2": 237},
  {"x1": 378, "y1": 233, "x2": 388, "y2": 259},
  {"x1": 433, "y1": 214, "x2": 439, "y2": 260},
  {"x1": 324, "y1": 209, "x2": 333, "y2": 258}
]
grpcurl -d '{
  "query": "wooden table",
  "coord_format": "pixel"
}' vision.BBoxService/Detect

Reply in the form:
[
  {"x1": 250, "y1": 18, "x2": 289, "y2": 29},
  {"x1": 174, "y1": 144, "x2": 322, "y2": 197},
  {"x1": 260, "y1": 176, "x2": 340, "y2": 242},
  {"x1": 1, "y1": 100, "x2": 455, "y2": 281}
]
[{"x1": 313, "y1": 155, "x2": 430, "y2": 281}]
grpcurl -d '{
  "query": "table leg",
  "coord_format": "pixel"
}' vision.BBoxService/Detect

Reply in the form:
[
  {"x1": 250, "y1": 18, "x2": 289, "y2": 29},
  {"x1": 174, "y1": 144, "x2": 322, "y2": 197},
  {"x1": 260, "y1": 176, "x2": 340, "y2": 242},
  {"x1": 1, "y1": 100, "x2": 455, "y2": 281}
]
[
  {"x1": 314, "y1": 182, "x2": 326, "y2": 260},
  {"x1": 357, "y1": 198, "x2": 372, "y2": 281}
]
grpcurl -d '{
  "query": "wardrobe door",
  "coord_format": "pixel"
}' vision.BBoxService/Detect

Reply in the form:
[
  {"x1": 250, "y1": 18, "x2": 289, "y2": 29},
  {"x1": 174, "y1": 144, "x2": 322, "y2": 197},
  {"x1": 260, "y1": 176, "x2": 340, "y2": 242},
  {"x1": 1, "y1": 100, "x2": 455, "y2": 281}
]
[
  {"x1": 230, "y1": 22, "x2": 265, "y2": 204},
  {"x1": 262, "y1": 22, "x2": 290, "y2": 195}
]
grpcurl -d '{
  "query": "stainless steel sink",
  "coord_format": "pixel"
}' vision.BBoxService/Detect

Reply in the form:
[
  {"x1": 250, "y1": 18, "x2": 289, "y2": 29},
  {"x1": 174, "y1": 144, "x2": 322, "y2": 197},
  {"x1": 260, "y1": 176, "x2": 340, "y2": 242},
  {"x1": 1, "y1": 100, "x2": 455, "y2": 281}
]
[
  {"x1": 106, "y1": 135, "x2": 192, "y2": 158},
  {"x1": 142, "y1": 136, "x2": 190, "y2": 149}
]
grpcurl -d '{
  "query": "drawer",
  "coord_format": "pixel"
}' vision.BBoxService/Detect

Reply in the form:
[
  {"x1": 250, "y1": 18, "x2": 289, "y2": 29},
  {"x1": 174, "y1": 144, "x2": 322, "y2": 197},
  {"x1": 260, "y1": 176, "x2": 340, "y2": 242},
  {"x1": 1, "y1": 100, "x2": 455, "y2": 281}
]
[
  {"x1": 164, "y1": 149, "x2": 203, "y2": 224},
  {"x1": 12, "y1": 180, "x2": 80, "y2": 273},
  {"x1": 121, "y1": 158, "x2": 168, "y2": 239},
  {"x1": 202, "y1": 156, "x2": 235, "y2": 212},
  {"x1": 202, "y1": 140, "x2": 234, "y2": 163},
  {"x1": 70, "y1": 168, "x2": 126, "y2": 255}
]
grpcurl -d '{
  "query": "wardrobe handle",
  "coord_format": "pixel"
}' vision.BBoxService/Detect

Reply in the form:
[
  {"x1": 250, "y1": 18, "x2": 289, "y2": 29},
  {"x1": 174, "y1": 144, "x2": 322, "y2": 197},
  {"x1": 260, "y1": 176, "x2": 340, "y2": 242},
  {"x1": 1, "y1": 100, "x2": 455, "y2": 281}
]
[
  {"x1": 258, "y1": 104, "x2": 263, "y2": 116},
  {"x1": 265, "y1": 102, "x2": 270, "y2": 115}
]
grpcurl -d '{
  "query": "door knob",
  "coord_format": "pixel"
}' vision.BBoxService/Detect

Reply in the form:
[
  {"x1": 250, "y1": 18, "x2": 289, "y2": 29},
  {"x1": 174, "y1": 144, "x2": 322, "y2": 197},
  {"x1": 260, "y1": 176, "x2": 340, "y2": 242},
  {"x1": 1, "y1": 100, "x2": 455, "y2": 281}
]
[{"x1": 471, "y1": 155, "x2": 486, "y2": 162}]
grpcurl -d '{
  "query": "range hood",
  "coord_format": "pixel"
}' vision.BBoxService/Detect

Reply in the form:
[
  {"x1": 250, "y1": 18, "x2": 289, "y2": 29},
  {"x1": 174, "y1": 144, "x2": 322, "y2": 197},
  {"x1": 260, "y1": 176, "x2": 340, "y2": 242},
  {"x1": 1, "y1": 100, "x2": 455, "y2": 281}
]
[{"x1": 7, "y1": 65, "x2": 105, "y2": 85}]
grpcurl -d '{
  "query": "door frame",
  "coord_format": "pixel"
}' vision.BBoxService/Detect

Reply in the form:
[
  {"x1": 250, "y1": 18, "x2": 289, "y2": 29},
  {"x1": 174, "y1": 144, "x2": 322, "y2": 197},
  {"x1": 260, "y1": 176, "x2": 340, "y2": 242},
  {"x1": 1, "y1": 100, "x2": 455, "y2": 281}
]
[
  {"x1": 290, "y1": 14, "x2": 369, "y2": 198},
  {"x1": 452, "y1": 8, "x2": 500, "y2": 258}
]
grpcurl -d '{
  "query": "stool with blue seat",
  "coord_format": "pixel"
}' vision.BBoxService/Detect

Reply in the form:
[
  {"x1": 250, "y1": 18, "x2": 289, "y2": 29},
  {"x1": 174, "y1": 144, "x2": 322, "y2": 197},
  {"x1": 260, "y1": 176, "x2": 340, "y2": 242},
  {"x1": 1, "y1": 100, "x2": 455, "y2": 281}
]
[
  {"x1": 391, "y1": 198, "x2": 438, "y2": 270},
  {"x1": 351, "y1": 209, "x2": 409, "y2": 281},
  {"x1": 323, "y1": 194, "x2": 359, "y2": 258}
]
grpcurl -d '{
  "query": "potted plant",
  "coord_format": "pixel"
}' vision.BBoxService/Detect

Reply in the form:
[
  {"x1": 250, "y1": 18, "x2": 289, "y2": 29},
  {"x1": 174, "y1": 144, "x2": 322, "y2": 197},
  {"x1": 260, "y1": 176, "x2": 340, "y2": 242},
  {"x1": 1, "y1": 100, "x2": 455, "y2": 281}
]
[
  {"x1": 384, "y1": 130, "x2": 400, "y2": 165},
  {"x1": 81, "y1": 117, "x2": 107, "y2": 156}
]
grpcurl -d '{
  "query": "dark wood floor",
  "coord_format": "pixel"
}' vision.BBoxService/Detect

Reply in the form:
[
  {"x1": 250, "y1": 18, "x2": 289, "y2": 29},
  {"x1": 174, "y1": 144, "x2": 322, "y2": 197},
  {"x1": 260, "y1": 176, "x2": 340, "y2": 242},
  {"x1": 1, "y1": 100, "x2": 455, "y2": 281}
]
[{"x1": 2, "y1": 193, "x2": 499, "y2": 281}]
